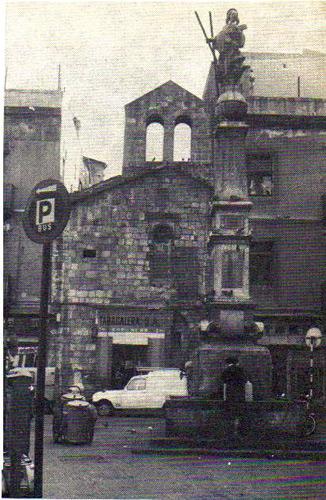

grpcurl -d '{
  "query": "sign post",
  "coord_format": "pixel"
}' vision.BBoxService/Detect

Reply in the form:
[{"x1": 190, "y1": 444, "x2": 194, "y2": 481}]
[{"x1": 23, "y1": 179, "x2": 70, "y2": 498}]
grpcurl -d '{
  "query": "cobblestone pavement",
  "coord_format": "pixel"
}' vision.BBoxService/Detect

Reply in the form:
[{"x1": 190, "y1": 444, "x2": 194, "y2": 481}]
[{"x1": 31, "y1": 416, "x2": 325, "y2": 499}]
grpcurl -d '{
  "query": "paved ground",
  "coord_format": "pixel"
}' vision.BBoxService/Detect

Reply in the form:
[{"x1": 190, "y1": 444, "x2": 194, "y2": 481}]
[{"x1": 28, "y1": 415, "x2": 326, "y2": 499}]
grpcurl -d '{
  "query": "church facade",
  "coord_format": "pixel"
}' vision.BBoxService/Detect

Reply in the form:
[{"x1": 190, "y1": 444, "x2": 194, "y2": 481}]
[{"x1": 53, "y1": 78, "x2": 326, "y2": 399}]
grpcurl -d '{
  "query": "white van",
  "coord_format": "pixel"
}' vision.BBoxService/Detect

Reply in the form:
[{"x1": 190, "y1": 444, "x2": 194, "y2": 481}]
[{"x1": 92, "y1": 368, "x2": 187, "y2": 416}]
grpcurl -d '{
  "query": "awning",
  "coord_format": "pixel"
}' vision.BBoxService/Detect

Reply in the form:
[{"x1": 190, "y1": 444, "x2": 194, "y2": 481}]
[{"x1": 98, "y1": 331, "x2": 165, "y2": 345}]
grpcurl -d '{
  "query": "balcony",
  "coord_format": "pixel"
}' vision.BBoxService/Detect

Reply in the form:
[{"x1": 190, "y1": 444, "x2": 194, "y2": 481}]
[{"x1": 4, "y1": 183, "x2": 15, "y2": 220}]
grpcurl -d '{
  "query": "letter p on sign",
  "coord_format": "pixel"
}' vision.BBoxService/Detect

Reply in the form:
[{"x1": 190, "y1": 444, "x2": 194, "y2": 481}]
[{"x1": 36, "y1": 198, "x2": 55, "y2": 225}]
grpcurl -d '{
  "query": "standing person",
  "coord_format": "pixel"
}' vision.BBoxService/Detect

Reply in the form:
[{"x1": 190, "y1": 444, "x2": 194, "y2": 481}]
[
  {"x1": 180, "y1": 361, "x2": 193, "y2": 394},
  {"x1": 221, "y1": 357, "x2": 247, "y2": 436}
]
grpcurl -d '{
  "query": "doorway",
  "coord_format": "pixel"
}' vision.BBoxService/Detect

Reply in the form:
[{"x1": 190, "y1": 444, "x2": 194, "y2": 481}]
[{"x1": 111, "y1": 344, "x2": 147, "y2": 389}]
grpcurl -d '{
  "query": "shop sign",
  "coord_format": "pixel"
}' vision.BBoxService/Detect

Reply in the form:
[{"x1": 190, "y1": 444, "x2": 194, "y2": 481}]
[{"x1": 98, "y1": 313, "x2": 161, "y2": 329}]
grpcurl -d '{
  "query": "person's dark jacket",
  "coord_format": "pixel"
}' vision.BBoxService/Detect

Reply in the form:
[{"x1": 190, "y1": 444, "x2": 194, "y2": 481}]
[{"x1": 221, "y1": 364, "x2": 247, "y2": 402}]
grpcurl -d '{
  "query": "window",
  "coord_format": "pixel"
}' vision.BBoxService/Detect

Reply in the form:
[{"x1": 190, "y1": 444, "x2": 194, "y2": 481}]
[
  {"x1": 146, "y1": 122, "x2": 164, "y2": 162},
  {"x1": 148, "y1": 225, "x2": 199, "y2": 300},
  {"x1": 247, "y1": 154, "x2": 273, "y2": 196},
  {"x1": 173, "y1": 123, "x2": 191, "y2": 161},
  {"x1": 250, "y1": 241, "x2": 273, "y2": 285},
  {"x1": 148, "y1": 225, "x2": 174, "y2": 282},
  {"x1": 126, "y1": 378, "x2": 146, "y2": 390},
  {"x1": 83, "y1": 249, "x2": 97, "y2": 258}
]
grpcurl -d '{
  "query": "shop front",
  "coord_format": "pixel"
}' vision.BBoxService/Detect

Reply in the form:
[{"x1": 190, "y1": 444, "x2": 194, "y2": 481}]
[{"x1": 95, "y1": 308, "x2": 169, "y2": 389}]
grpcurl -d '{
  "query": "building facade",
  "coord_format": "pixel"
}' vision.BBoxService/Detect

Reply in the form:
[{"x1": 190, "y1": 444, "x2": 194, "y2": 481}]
[
  {"x1": 3, "y1": 88, "x2": 111, "y2": 372},
  {"x1": 54, "y1": 77, "x2": 326, "y2": 399},
  {"x1": 4, "y1": 89, "x2": 63, "y2": 363}
]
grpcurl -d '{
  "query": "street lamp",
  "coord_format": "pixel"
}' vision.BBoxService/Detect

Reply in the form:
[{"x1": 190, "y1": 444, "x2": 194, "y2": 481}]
[{"x1": 305, "y1": 327, "x2": 322, "y2": 400}]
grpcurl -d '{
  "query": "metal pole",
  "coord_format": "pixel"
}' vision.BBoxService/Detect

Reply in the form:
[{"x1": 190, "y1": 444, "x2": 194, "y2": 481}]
[
  {"x1": 309, "y1": 341, "x2": 314, "y2": 400},
  {"x1": 34, "y1": 242, "x2": 52, "y2": 498},
  {"x1": 58, "y1": 64, "x2": 61, "y2": 91},
  {"x1": 195, "y1": 11, "x2": 220, "y2": 96},
  {"x1": 297, "y1": 76, "x2": 301, "y2": 98},
  {"x1": 209, "y1": 11, "x2": 214, "y2": 37}
]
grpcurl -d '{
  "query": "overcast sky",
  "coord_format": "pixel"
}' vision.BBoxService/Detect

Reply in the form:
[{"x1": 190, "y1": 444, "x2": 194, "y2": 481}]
[{"x1": 5, "y1": 1, "x2": 326, "y2": 179}]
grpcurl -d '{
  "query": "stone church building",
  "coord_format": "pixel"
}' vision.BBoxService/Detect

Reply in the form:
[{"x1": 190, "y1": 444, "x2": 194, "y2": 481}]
[{"x1": 53, "y1": 74, "x2": 326, "y2": 399}]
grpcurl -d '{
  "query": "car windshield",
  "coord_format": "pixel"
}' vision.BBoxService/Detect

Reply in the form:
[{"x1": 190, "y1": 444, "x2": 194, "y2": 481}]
[{"x1": 126, "y1": 378, "x2": 146, "y2": 390}]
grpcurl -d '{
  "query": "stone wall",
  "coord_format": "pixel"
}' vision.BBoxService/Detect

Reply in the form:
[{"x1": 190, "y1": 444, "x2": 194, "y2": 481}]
[
  {"x1": 56, "y1": 168, "x2": 212, "y2": 308},
  {"x1": 165, "y1": 399, "x2": 308, "y2": 440},
  {"x1": 53, "y1": 167, "x2": 213, "y2": 389},
  {"x1": 123, "y1": 81, "x2": 212, "y2": 176}
]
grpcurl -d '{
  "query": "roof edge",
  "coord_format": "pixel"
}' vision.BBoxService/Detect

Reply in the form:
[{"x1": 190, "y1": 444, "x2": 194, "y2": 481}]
[
  {"x1": 71, "y1": 164, "x2": 213, "y2": 203},
  {"x1": 125, "y1": 80, "x2": 203, "y2": 108}
]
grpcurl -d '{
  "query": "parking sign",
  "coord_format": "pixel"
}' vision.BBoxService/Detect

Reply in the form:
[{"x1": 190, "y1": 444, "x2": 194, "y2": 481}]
[{"x1": 23, "y1": 179, "x2": 71, "y2": 243}]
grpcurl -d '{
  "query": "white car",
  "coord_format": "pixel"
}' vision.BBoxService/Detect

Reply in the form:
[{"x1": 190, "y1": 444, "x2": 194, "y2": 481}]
[{"x1": 92, "y1": 369, "x2": 188, "y2": 416}]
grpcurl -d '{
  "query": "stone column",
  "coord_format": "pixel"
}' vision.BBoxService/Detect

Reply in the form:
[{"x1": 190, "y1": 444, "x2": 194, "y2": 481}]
[
  {"x1": 163, "y1": 122, "x2": 174, "y2": 163},
  {"x1": 147, "y1": 338, "x2": 165, "y2": 367},
  {"x1": 208, "y1": 88, "x2": 253, "y2": 337},
  {"x1": 193, "y1": 86, "x2": 272, "y2": 398},
  {"x1": 96, "y1": 334, "x2": 113, "y2": 389},
  {"x1": 215, "y1": 125, "x2": 249, "y2": 200}
]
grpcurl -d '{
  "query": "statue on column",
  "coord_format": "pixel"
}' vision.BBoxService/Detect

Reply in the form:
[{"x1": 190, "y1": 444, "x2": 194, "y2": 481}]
[
  {"x1": 195, "y1": 8, "x2": 249, "y2": 89},
  {"x1": 211, "y1": 8, "x2": 249, "y2": 85}
]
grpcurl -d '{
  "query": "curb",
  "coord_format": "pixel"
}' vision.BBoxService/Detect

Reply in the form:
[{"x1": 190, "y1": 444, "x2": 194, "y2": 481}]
[{"x1": 131, "y1": 447, "x2": 326, "y2": 460}]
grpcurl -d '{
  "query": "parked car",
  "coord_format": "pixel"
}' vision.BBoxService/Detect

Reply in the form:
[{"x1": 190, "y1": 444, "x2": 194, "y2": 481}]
[{"x1": 92, "y1": 368, "x2": 188, "y2": 416}]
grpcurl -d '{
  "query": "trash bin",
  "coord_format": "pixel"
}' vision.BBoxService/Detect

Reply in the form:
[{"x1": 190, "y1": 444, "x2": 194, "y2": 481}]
[
  {"x1": 53, "y1": 388, "x2": 86, "y2": 443},
  {"x1": 61, "y1": 400, "x2": 97, "y2": 444},
  {"x1": 2, "y1": 452, "x2": 34, "y2": 498}
]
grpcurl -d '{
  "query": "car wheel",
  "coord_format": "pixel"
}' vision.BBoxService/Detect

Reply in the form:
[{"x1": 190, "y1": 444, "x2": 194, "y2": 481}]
[
  {"x1": 96, "y1": 400, "x2": 114, "y2": 417},
  {"x1": 301, "y1": 414, "x2": 316, "y2": 437}
]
